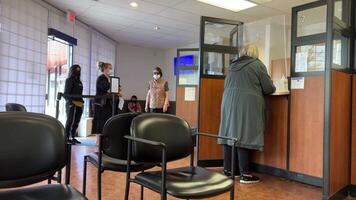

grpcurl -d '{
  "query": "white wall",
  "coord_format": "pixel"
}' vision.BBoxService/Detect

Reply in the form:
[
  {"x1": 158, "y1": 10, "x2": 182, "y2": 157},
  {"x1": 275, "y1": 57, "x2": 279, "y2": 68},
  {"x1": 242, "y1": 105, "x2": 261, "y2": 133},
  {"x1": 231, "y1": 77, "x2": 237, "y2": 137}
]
[
  {"x1": 116, "y1": 43, "x2": 199, "y2": 102},
  {"x1": 116, "y1": 44, "x2": 166, "y2": 100}
]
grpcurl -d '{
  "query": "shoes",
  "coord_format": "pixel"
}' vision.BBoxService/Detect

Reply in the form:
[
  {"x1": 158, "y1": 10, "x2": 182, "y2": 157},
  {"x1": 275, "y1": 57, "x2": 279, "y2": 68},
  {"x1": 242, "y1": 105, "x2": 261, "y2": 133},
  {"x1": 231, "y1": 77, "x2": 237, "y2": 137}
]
[
  {"x1": 68, "y1": 138, "x2": 81, "y2": 145},
  {"x1": 223, "y1": 170, "x2": 240, "y2": 177},
  {"x1": 240, "y1": 174, "x2": 260, "y2": 184},
  {"x1": 72, "y1": 138, "x2": 81, "y2": 144}
]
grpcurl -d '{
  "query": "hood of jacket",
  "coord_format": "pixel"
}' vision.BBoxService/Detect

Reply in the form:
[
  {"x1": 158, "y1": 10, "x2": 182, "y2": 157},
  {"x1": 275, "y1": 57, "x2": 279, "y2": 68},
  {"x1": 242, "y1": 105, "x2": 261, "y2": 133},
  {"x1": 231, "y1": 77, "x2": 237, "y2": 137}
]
[{"x1": 229, "y1": 56, "x2": 257, "y2": 72}]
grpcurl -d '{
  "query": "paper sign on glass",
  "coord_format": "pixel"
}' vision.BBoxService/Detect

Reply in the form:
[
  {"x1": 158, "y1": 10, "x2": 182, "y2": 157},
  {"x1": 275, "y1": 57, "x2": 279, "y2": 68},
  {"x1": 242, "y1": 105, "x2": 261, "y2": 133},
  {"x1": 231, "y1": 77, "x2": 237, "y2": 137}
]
[
  {"x1": 291, "y1": 77, "x2": 304, "y2": 89},
  {"x1": 184, "y1": 87, "x2": 196, "y2": 101}
]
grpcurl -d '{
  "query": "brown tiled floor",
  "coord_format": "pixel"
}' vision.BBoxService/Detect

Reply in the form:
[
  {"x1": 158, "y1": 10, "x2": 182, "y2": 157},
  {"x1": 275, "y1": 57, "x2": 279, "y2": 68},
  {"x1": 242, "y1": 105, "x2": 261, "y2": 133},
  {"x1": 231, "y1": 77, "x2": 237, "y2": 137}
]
[{"x1": 67, "y1": 145, "x2": 324, "y2": 200}]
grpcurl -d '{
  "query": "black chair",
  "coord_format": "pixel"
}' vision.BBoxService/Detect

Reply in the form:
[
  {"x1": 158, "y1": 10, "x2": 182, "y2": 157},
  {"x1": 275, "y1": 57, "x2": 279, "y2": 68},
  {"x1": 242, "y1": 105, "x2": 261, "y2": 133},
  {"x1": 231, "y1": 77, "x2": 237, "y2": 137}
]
[
  {"x1": 5, "y1": 103, "x2": 27, "y2": 112},
  {"x1": 0, "y1": 112, "x2": 86, "y2": 200},
  {"x1": 83, "y1": 113, "x2": 155, "y2": 200},
  {"x1": 125, "y1": 113, "x2": 238, "y2": 200}
]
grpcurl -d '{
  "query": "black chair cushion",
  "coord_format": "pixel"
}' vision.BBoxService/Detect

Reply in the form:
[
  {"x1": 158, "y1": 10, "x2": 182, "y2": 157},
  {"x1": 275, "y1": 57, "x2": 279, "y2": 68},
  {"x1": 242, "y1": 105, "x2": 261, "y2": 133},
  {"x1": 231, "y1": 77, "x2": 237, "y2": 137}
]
[
  {"x1": 135, "y1": 166, "x2": 234, "y2": 199},
  {"x1": 0, "y1": 184, "x2": 87, "y2": 200},
  {"x1": 86, "y1": 152, "x2": 155, "y2": 172}
]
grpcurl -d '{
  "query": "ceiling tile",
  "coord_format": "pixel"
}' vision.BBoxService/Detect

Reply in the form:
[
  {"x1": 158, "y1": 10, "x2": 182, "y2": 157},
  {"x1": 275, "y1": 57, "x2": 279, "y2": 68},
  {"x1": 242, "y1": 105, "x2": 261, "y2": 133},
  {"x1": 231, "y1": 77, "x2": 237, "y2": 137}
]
[
  {"x1": 143, "y1": 15, "x2": 196, "y2": 31},
  {"x1": 144, "y1": 0, "x2": 186, "y2": 7},
  {"x1": 157, "y1": 8, "x2": 201, "y2": 25}
]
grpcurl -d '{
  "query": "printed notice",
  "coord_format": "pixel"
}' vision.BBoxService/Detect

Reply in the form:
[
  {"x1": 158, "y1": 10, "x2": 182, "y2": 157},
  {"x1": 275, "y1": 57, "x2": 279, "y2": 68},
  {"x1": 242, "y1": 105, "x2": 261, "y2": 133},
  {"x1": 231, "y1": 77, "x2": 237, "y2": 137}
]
[
  {"x1": 110, "y1": 77, "x2": 120, "y2": 93},
  {"x1": 291, "y1": 77, "x2": 305, "y2": 89},
  {"x1": 184, "y1": 87, "x2": 196, "y2": 101},
  {"x1": 295, "y1": 52, "x2": 308, "y2": 72}
]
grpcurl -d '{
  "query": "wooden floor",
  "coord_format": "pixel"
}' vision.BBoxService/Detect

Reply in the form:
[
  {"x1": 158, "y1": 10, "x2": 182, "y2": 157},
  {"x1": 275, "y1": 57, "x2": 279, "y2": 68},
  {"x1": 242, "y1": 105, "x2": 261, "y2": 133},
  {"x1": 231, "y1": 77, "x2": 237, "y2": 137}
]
[{"x1": 66, "y1": 145, "x2": 324, "y2": 200}]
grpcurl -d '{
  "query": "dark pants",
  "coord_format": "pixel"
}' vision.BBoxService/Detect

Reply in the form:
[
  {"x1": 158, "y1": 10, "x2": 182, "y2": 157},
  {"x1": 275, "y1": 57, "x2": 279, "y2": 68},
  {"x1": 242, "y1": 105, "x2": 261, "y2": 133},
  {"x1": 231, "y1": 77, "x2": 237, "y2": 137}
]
[
  {"x1": 65, "y1": 104, "x2": 83, "y2": 140},
  {"x1": 150, "y1": 108, "x2": 164, "y2": 113},
  {"x1": 223, "y1": 145, "x2": 249, "y2": 175},
  {"x1": 93, "y1": 103, "x2": 112, "y2": 134}
]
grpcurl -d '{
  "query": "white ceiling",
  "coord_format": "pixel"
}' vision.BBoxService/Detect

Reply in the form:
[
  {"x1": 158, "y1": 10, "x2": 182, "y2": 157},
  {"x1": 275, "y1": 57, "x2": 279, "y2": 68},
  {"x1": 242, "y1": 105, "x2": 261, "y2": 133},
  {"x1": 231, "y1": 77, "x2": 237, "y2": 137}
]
[{"x1": 45, "y1": 0, "x2": 314, "y2": 49}]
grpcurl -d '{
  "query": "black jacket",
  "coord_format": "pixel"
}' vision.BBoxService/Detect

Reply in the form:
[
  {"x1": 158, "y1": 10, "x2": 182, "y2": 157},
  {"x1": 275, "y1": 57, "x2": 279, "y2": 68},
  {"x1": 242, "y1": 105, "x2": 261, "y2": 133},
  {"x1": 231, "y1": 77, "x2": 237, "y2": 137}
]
[
  {"x1": 95, "y1": 74, "x2": 110, "y2": 105},
  {"x1": 64, "y1": 68, "x2": 84, "y2": 103}
]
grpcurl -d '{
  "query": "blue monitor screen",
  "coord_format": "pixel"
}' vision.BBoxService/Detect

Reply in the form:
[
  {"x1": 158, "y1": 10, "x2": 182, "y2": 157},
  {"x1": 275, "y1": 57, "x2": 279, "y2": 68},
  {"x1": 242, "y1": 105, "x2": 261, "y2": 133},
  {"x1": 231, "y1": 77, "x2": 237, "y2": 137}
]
[{"x1": 174, "y1": 55, "x2": 194, "y2": 75}]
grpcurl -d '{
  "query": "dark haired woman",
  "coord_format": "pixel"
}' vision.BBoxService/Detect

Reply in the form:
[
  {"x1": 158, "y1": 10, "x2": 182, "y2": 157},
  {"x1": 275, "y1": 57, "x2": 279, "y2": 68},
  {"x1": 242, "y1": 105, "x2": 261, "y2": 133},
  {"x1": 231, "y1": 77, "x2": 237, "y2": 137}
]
[
  {"x1": 128, "y1": 95, "x2": 141, "y2": 113},
  {"x1": 145, "y1": 67, "x2": 169, "y2": 113},
  {"x1": 64, "y1": 64, "x2": 83, "y2": 144},
  {"x1": 92, "y1": 62, "x2": 113, "y2": 137}
]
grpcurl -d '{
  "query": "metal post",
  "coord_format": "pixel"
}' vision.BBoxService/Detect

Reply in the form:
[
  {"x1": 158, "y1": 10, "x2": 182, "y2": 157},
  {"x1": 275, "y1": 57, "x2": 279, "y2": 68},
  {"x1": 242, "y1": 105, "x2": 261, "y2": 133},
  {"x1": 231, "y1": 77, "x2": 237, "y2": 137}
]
[{"x1": 112, "y1": 94, "x2": 116, "y2": 116}]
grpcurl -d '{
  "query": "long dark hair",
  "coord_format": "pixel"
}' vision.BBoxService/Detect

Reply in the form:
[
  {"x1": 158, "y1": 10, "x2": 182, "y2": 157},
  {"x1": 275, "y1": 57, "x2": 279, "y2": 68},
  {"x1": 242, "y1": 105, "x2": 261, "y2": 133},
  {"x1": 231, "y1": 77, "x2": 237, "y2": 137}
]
[{"x1": 68, "y1": 64, "x2": 81, "y2": 79}]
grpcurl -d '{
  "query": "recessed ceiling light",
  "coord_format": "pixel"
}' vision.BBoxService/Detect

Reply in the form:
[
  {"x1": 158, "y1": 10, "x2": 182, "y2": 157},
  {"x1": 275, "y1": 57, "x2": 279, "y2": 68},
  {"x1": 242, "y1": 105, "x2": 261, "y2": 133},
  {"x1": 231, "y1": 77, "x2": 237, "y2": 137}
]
[
  {"x1": 197, "y1": 0, "x2": 257, "y2": 12},
  {"x1": 130, "y1": 2, "x2": 138, "y2": 8},
  {"x1": 153, "y1": 26, "x2": 160, "y2": 30}
]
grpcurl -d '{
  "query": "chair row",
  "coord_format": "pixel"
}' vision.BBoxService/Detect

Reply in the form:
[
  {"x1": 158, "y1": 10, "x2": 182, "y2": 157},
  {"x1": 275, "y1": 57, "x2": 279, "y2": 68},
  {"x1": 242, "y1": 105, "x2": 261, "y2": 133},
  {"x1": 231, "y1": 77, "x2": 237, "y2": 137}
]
[{"x1": 0, "y1": 112, "x2": 238, "y2": 200}]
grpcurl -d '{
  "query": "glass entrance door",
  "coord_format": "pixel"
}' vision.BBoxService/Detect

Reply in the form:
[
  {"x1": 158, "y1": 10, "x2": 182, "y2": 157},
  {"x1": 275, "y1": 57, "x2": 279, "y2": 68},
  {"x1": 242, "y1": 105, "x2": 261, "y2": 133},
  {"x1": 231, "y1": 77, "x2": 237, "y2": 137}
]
[{"x1": 46, "y1": 38, "x2": 73, "y2": 124}]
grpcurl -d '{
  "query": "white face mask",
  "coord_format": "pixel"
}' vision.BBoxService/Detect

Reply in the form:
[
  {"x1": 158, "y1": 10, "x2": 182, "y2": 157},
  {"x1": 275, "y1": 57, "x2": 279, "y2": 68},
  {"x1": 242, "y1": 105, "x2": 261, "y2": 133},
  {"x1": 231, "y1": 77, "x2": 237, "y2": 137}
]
[
  {"x1": 153, "y1": 74, "x2": 161, "y2": 80},
  {"x1": 108, "y1": 69, "x2": 113, "y2": 76}
]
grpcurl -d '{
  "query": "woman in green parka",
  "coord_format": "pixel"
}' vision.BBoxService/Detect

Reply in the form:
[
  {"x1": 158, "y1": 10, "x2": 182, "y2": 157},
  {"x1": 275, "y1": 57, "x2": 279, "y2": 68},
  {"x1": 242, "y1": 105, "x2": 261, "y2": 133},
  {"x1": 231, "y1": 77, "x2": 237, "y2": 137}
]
[{"x1": 218, "y1": 43, "x2": 276, "y2": 184}]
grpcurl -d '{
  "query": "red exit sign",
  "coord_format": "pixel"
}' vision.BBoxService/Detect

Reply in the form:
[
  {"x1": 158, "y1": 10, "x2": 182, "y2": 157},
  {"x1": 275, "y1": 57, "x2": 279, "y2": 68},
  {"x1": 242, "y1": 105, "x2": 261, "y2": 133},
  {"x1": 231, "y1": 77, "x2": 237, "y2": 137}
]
[{"x1": 67, "y1": 10, "x2": 76, "y2": 25}]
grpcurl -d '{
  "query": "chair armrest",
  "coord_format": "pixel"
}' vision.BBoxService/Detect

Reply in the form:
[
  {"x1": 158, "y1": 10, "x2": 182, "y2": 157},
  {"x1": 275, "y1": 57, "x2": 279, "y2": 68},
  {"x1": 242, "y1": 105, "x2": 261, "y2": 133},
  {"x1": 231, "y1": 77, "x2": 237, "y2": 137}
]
[
  {"x1": 124, "y1": 135, "x2": 166, "y2": 148},
  {"x1": 195, "y1": 133, "x2": 238, "y2": 144}
]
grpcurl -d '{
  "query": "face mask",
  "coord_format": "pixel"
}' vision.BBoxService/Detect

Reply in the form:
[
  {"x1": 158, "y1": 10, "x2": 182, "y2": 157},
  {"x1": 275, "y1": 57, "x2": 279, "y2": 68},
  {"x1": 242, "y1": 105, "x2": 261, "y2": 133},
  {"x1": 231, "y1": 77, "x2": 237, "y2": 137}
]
[
  {"x1": 153, "y1": 74, "x2": 161, "y2": 80},
  {"x1": 108, "y1": 69, "x2": 113, "y2": 76},
  {"x1": 73, "y1": 70, "x2": 80, "y2": 77}
]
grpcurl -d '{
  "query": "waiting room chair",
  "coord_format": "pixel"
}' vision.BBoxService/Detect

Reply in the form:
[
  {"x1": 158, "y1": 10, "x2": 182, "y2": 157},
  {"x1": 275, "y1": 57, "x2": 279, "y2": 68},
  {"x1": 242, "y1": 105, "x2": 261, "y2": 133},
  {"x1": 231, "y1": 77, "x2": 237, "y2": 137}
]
[
  {"x1": 125, "y1": 113, "x2": 238, "y2": 200},
  {"x1": 83, "y1": 113, "x2": 155, "y2": 200},
  {"x1": 0, "y1": 112, "x2": 86, "y2": 200},
  {"x1": 5, "y1": 103, "x2": 27, "y2": 112}
]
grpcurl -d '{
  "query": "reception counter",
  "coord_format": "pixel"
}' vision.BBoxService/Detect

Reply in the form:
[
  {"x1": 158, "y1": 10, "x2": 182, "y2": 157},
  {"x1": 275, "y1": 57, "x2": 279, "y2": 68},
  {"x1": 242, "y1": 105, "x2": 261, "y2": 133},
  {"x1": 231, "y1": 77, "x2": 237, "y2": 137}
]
[{"x1": 251, "y1": 93, "x2": 289, "y2": 171}]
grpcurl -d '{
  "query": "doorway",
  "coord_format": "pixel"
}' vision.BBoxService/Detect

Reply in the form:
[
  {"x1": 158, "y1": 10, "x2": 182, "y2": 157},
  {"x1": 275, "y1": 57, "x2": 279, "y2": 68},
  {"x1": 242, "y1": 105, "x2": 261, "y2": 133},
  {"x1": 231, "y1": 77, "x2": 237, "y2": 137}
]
[{"x1": 45, "y1": 37, "x2": 73, "y2": 125}]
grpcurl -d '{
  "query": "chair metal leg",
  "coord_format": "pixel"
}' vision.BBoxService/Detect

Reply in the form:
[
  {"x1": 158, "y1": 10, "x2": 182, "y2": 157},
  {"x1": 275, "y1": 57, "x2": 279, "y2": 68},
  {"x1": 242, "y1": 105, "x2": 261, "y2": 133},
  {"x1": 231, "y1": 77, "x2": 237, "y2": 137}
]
[
  {"x1": 82, "y1": 157, "x2": 87, "y2": 196},
  {"x1": 97, "y1": 168, "x2": 102, "y2": 200},
  {"x1": 57, "y1": 170, "x2": 62, "y2": 183},
  {"x1": 124, "y1": 178, "x2": 130, "y2": 200},
  {"x1": 47, "y1": 178, "x2": 51, "y2": 184},
  {"x1": 161, "y1": 193, "x2": 167, "y2": 200},
  {"x1": 230, "y1": 188, "x2": 235, "y2": 200},
  {"x1": 140, "y1": 185, "x2": 144, "y2": 200}
]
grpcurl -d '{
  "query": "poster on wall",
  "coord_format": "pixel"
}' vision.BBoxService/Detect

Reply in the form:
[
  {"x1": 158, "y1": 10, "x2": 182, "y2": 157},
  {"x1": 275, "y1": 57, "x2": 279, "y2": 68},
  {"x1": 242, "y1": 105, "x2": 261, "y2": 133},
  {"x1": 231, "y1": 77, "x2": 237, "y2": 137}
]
[{"x1": 184, "y1": 87, "x2": 196, "y2": 101}]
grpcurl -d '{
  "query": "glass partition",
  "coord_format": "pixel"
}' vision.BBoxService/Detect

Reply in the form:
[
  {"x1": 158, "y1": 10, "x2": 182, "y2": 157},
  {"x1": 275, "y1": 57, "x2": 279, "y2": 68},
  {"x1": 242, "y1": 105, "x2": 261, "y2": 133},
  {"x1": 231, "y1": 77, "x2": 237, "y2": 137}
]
[
  {"x1": 297, "y1": 5, "x2": 327, "y2": 37},
  {"x1": 332, "y1": 33, "x2": 350, "y2": 70},
  {"x1": 200, "y1": 17, "x2": 242, "y2": 78},
  {"x1": 176, "y1": 49, "x2": 199, "y2": 86},
  {"x1": 334, "y1": 0, "x2": 351, "y2": 25},
  {"x1": 204, "y1": 22, "x2": 240, "y2": 47},
  {"x1": 295, "y1": 43, "x2": 326, "y2": 72}
]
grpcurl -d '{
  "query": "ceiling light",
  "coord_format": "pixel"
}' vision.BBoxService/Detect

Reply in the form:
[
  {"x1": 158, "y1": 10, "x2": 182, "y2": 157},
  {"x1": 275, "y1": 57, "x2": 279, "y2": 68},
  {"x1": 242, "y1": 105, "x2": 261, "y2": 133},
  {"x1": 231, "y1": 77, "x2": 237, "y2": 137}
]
[
  {"x1": 153, "y1": 26, "x2": 160, "y2": 30},
  {"x1": 130, "y1": 2, "x2": 138, "y2": 8},
  {"x1": 197, "y1": 0, "x2": 257, "y2": 12}
]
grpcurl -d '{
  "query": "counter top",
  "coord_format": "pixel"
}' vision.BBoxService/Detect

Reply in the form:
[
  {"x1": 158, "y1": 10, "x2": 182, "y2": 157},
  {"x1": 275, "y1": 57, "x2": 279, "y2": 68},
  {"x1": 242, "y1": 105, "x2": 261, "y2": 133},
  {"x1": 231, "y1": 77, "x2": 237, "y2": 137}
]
[{"x1": 271, "y1": 91, "x2": 290, "y2": 96}]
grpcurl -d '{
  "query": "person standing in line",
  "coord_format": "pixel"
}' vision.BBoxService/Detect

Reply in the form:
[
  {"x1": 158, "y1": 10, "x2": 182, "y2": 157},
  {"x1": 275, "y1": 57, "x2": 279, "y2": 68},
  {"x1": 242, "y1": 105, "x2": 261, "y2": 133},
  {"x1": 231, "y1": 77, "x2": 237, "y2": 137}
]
[
  {"x1": 92, "y1": 62, "x2": 113, "y2": 137},
  {"x1": 218, "y1": 43, "x2": 276, "y2": 184},
  {"x1": 145, "y1": 67, "x2": 169, "y2": 113},
  {"x1": 64, "y1": 64, "x2": 84, "y2": 144},
  {"x1": 128, "y1": 95, "x2": 142, "y2": 113}
]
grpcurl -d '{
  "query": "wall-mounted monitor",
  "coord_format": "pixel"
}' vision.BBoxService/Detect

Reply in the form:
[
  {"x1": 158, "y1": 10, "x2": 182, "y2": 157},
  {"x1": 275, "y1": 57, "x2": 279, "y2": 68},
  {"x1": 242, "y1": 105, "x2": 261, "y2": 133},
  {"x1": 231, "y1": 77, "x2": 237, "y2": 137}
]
[{"x1": 174, "y1": 55, "x2": 195, "y2": 75}]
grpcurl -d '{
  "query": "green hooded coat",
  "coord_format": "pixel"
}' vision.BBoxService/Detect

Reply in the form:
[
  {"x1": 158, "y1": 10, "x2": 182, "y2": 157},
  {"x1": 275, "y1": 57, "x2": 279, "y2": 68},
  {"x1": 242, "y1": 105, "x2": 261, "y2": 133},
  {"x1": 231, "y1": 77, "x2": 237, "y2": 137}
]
[{"x1": 218, "y1": 56, "x2": 276, "y2": 150}]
